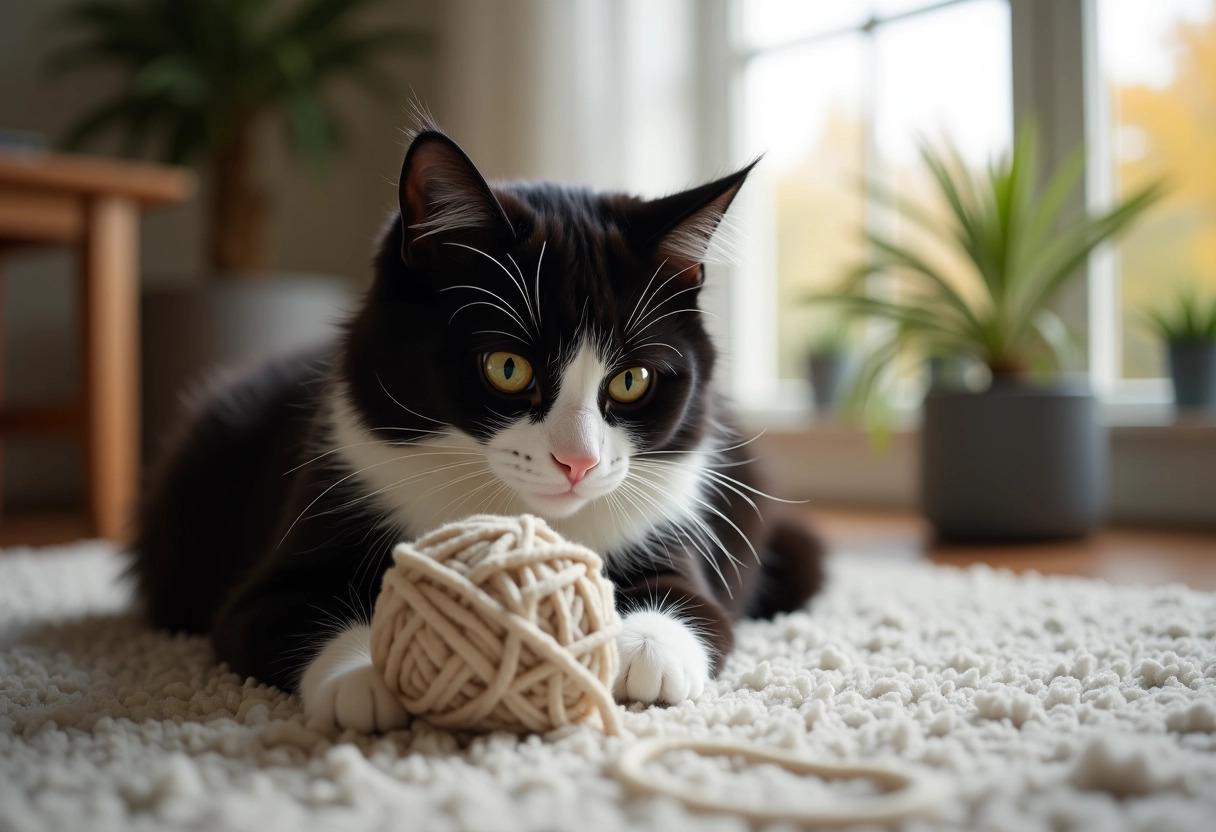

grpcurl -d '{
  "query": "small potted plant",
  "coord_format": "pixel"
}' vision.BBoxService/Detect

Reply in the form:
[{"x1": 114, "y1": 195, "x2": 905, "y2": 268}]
[
  {"x1": 805, "y1": 322, "x2": 855, "y2": 415},
  {"x1": 816, "y1": 125, "x2": 1161, "y2": 541},
  {"x1": 1143, "y1": 288, "x2": 1216, "y2": 409}
]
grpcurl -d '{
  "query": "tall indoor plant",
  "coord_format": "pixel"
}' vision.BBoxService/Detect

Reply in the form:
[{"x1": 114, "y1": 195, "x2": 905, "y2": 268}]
[
  {"x1": 818, "y1": 126, "x2": 1162, "y2": 540},
  {"x1": 47, "y1": 0, "x2": 429, "y2": 454},
  {"x1": 50, "y1": 0, "x2": 428, "y2": 273}
]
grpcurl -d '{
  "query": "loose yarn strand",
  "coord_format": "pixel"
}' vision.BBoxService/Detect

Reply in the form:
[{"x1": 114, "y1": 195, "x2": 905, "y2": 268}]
[{"x1": 615, "y1": 737, "x2": 953, "y2": 826}]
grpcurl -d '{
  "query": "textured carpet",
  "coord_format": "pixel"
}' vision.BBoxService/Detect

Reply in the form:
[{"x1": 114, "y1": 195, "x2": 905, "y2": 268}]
[{"x1": 2, "y1": 542, "x2": 1214, "y2": 832}]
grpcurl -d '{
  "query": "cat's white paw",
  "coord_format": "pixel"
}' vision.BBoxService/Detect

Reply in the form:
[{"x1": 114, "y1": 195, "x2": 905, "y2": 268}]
[
  {"x1": 614, "y1": 610, "x2": 710, "y2": 705},
  {"x1": 299, "y1": 625, "x2": 409, "y2": 733}
]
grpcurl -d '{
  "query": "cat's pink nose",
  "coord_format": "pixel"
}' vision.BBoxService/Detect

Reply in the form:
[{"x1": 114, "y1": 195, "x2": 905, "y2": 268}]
[{"x1": 552, "y1": 452, "x2": 598, "y2": 485}]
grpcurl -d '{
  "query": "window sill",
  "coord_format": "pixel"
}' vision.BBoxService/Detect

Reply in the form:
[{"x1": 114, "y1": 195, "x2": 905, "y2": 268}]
[
  {"x1": 736, "y1": 378, "x2": 1216, "y2": 435},
  {"x1": 736, "y1": 384, "x2": 1216, "y2": 530}
]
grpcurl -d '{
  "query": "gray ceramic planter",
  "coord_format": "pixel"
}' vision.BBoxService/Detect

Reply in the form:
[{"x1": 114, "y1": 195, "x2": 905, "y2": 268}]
[
  {"x1": 1167, "y1": 340, "x2": 1216, "y2": 409},
  {"x1": 807, "y1": 351, "x2": 850, "y2": 413},
  {"x1": 920, "y1": 378, "x2": 1106, "y2": 541}
]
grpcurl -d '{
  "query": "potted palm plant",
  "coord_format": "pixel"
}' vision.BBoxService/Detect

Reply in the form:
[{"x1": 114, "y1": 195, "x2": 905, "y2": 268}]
[
  {"x1": 1144, "y1": 289, "x2": 1216, "y2": 410},
  {"x1": 47, "y1": 0, "x2": 429, "y2": 452},
  {"x1": 817, "y1": 126, "x2": 1161, "y2": 540}
]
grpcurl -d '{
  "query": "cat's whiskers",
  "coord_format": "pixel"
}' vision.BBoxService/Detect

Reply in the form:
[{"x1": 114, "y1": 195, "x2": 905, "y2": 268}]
[
  {"x1": 288, "y1": 437, "x2": 479, "y2": 475},
  {"x1": 610, "y1": 482, "x2": 684, "y2": 569},
  {"x1": 602, "y1": 487, "x2": 679, "y2": 572},
  {"x1": 632, "y1": 456, "x2": 803, "y2": 506},
  {"x1": 533, "y1": 239, "x2": 546, "y2": 329},
  {"x1": 659, "y1": 511, "x2": 735, "y2": 595},
  {"x1": 444, "y1": 242, "x2": 538, "y2": 337},
  {"x1": 351, "y1": 518, "x2": 408, "y2": 599},
  {"x1": 442, "y1": 287, "x2": 531, "y2": 338},
  {"x1": 485, "y1": 480, "x2": 517, "y2": 516},
  {"x1": 637, "y1": 430, "x2": 766, "y2": 457},
  {"x1": 505, "y1": 252, "x2": 541, "y2": 333},
  {"x1": 619, "y1": 471, "x2": 743, "y2": 589},
  {"x1": 633, "y1": 341, "x2": 683, "y2": 358},
  {"x1": 367, "y1": 432, "x2": 483, "y2": 451},
  {"x1": 678, "y1": 485, "x2": 759, "y2": 566},
  {"x1": 367, "y1": 424, "x2": 452, "y2": 437},
  {"x1": 368, "y1": 465, "x2": 496, "y2": 512},
  {"x1": 627, "y1": 278, "x2": 703, "y2": 339},
  {"x1": 279, "y1": 456, "x2": 406, "y2": 547},
  {"x1": 623, "y1": 262, "x2": 701, "y2": 339},
  {"x1": 473, "y1": 329, "x2": 530, "y2": 347},
  {"x1": 286, "y1": 440, "x2": 392, "y2": 475},
  {"x1": 440, "y1": 284, "x2": 526, "y2": 327},
  {"x1": 600, "y1": 487, "x2": 627, "y2": 532},
  {"x1": 381, "y1": 443, "x2": 483, "y2": 455},
  {"x1": 326, "y1": 458, "x2": 492, "y2": 515},
  {"x1": 375, "y1": 374, "x2": 450, "y2": 425},
  {"x1": 307, "y1": 470, "x2": 487, "y2": 534},
  {"x1": 435, "y1": 472, "x2": 509, "y2": 520},
  {"x1": 481, "y1": 408, "x2": 515, "y2": 428},
  {"x1": 622, "y1": 259, "x2": 667, "y2": 335},
  {"x1": 613, "y1": 476, "x2": 729, "y2": 590},
  {"x1": 596, "y1": 480, "x2": 669, "y2": 571},
  {"x1": 631, "y1": 306, "x2": 719, "y2": 339},
  {"x1": 632, "y1": 458, "x2": 759, "y2": 519},
  {"x1": 687, "y1": 475, "x2": 735, "y2": 510},
  {"x1": 279, "y1": 448, "x2": 480, "y2": 547}
]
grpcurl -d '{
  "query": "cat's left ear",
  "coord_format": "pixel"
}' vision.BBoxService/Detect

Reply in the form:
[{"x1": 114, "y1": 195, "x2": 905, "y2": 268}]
[
  {"x1": 629, "y1": 161, "x2": 757, "y2": 287},
  {"x1": 397, "y1": 129, "x2": 515, "y2": 264}
]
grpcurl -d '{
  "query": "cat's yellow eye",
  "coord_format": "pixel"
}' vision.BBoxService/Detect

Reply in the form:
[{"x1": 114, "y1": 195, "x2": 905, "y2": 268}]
[
  {"x1": 484, "y1": 351, "x2": 534, "y2": 394},
  {"x1": 608, "y1": 366, "x2": 651, "y2": 403}
]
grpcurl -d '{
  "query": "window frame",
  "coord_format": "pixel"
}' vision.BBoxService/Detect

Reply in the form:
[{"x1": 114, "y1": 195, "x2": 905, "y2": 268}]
[{"x1": 710, "y1": 0, "x2": 1175, "y2": 418}]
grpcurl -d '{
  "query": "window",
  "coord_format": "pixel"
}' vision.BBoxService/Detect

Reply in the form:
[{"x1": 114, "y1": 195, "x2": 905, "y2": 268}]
[
  {"x1": 1095, "y1": 0, "x2": 1216, "y2": 381},
  {"x1": 739, "y1": 28, "x2": 865, "y2": 382},
  {"x1": 726, "y1": 0, "x2": 1214, "y2": 412},
  {"x1": 733, "y1": 0, "x2": 1012, "y2": 397}
]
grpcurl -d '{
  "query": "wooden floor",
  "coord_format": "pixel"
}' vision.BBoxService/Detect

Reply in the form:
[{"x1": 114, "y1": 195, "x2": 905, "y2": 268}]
[
  {"x1": 0, "y1": 511, "x2": 94, "y2": 548},
  {"x1": 804, "y1": 507, "x2": 1216, "y2": 591},
  {"x1": 3, "y1": 506, "x2": 1215, "y2": 591}
]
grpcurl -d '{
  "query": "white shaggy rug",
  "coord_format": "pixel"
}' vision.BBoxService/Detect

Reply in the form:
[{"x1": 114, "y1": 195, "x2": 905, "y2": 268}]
[{"x1": 2, "y1": 542, "x2": 1215, "y2": 832}]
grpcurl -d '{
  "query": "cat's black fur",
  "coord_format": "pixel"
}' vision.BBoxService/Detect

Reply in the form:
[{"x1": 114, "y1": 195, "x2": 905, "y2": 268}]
[{"x1": 131, "y1": 126, "x2": 824, "y2": 695}]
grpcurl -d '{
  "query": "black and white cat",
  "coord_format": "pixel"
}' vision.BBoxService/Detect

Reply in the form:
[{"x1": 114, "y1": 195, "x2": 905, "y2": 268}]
[{"x1": 131, "y1": 123, "x2": 823, "y2": 732}]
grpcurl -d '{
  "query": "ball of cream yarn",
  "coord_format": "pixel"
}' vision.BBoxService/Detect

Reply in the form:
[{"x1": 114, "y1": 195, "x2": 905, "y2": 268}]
[{"x1": 370, "y1": 514, "x2": 622, "y2": 734}]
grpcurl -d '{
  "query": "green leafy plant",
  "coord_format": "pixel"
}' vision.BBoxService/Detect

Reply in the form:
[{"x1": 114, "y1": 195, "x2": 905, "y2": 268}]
[
  {"x1": 48, "y1": 0, "x2": 430, "y2": 274},
  {"x1": 806, "y1": 319, "x2": 854, "y2": 355},
  {"x1": 1143, "y1": 287, "x2": 1216, "y2": 343},
  {"x1": 813, "y1": 124, "x2": 1163, "y2": 415}
]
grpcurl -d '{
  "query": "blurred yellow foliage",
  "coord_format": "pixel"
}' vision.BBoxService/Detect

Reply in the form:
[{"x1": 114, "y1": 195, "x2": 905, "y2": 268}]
[
  {"x1": 1115, "y1": 5, "x2": 1216, "y2": 376},
  {"x1": 775, "y1": 109, "x2": 864, "y2": 378}
]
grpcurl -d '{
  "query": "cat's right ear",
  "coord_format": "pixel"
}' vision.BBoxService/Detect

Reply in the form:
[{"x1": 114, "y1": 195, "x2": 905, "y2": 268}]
[{"x1": 397, "y1": 131, "x2": 514, "y2": 264}]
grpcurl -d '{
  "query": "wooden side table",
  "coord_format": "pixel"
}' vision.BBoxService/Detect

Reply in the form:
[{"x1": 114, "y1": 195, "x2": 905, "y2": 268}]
[{"x1": 0, "y1": 151, "x2": 194, "y2": 542}]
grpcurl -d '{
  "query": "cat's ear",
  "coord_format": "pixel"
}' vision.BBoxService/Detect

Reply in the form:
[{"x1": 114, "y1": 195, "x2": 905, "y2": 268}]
[
  {"x1": 630, "y1": 161, "x2": 757, "y2": 287},
  {"x1": 397, "y1": 130, "x2": 514, "y2": 263}
]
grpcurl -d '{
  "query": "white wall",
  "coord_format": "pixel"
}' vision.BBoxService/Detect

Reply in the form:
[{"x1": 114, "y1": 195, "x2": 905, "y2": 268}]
[{"x1": 432, "y1": 0, "x2": 711, "y2": 194}]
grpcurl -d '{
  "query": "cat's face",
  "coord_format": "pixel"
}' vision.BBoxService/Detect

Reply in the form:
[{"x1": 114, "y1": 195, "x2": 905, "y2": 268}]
[{"x1": 337, "y1": 128, "x2": 750, "y2": 550}]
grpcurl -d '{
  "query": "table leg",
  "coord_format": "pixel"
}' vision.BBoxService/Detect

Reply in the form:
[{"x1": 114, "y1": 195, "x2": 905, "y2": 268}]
[
  {"x1": 0, "y1": 249, "x2": 5, "y2": 521},
  {"x1": 81, "y1": 196, "x2": 139, "y2": 542}
]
